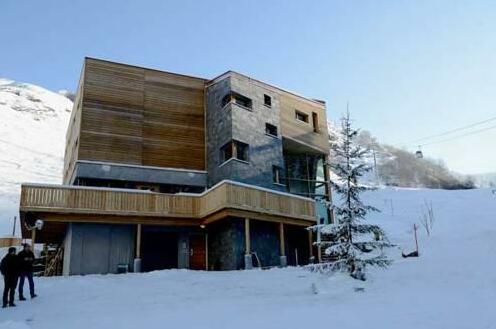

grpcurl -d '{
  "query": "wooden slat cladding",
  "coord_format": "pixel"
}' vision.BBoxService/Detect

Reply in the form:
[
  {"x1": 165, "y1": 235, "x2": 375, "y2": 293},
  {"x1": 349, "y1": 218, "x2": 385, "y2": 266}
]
[
  {"x1": 143, "y1": 70, "x2": 205, "y2": 170},
  {"x1": 279, "y1": 93, "x2": 329, "y2": 153},
  {"x1": 63, "y1": 66, "x2": 85, "y2": 184},
  {"x1": 20, "y1": 181, "x2": 316, "y2": 225},
  {"x1": 84, "y1": 59, "x2": 145, "y2": 108},
  {"x1": 74, "y1": 58, "x2": 206, "y2": 170},
  {"x1": 78, "y1": 59, "x2": 145, "y2": 165}
]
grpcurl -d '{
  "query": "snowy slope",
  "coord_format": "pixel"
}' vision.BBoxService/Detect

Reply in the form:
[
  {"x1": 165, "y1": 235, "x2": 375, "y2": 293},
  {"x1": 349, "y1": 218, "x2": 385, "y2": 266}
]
[
  {"x1": 1, "y1": 188, "x2": 495, "y2": 329},
  {"x1": 0, "y1": 78, "x2": 72, "y2": 235}
]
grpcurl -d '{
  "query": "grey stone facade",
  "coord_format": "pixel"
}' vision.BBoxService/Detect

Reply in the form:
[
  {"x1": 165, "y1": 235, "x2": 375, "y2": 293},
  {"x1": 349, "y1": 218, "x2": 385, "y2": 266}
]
[
  {"x1": 250, "y1": 220, "x2": 280, "y2": 267},
  {"x1": 207, "y1": 218, "x2": 245, "y2": 271},
  {"x1": 206, "y1": 74, "x2": 285, "y2": 191}
]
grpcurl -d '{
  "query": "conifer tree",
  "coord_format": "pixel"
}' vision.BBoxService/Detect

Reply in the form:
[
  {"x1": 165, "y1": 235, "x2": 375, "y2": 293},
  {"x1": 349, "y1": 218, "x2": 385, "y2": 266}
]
[{"x1": 314, "y1": 112, "x2": 391, "y2": 280}]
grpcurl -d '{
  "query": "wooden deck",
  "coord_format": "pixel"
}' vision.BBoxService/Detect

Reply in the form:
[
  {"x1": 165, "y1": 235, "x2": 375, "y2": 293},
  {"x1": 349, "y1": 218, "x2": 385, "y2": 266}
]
[{"x1": 20, "y1": 180, "x2": 316, "y2": 226}]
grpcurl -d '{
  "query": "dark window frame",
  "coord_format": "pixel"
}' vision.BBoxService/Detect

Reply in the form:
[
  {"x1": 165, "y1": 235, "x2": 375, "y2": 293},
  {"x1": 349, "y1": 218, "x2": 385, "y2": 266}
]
[
  {"x1": 272, "y1": 165, "x2": 283, "y2": 185},
  {"x1": 265, "y1": 123, "x2": 278, "y2": 137},
  {"x1": 264, "y1": 94, "x2": 272, "y2": 107},
  {"x1": 219, "y1": 140, "x2": 250, "y2": 164},
  {"x1": 295, "y1": 110, "x2": 309, "y2": 123},
  {"x1": 221, "y1": 92, "x2": 253, "y2": 110},
  {"x1": 312, "y1": 112, "x2": 319, "y2": 132}
]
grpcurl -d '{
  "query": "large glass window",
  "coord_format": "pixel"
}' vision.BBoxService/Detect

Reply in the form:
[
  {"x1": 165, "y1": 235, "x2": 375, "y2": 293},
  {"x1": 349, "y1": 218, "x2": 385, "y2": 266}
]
[{"x1": 284, "y1": 153, "x2": 326, "y2": 198}]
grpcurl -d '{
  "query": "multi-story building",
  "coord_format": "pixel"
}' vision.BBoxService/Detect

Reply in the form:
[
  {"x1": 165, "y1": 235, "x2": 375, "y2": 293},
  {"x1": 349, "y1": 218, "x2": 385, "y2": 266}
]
[{"x1": 19, "y1": 58, "x2": 332, "y2": 275}]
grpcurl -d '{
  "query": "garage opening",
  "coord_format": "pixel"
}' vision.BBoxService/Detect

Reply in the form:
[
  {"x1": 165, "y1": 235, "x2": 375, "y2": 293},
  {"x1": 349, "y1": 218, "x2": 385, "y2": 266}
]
[
  {"x1": 141, "y1": 228, "x2": 179, "y2": 272},
  {"x1": 286, "y1": 225, "x2": 310, "y2": 266}
]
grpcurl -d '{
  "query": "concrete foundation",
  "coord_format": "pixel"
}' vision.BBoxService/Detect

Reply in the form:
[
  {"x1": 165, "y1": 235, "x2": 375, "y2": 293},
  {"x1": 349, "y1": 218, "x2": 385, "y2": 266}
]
[
  {"x1": 244, "y1": 254, "x2": 253, "y2": 270},
  {"x1": 133, "y1": 258, "x2": 142, "y2": 273},
  {"x1": 279, "y1": 255, "x2": 287, "y2": 267}
]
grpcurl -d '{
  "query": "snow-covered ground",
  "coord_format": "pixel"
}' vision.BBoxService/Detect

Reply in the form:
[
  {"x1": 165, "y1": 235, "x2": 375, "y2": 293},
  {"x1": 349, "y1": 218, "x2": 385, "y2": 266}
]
[
  {"x1": 1, "y1": 187, "x2": 495, "y2": 329},
  {"x1": 0, "y1": 78, "x2": 71, "y2": 235}
]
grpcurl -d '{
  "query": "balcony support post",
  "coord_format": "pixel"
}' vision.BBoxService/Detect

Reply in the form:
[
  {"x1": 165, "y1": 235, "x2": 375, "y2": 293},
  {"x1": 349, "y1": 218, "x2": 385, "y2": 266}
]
[
  {"x1": 279, "y1": 222, "x2": 287, "y2": 267},
  {"x1": 244, "y1": 218, "x2": 252, "y2": 269},
  {"x1": 134, "y1": 224, "x2": 142, "y2": 273},
  {"x1": 308, "y1": 229, "x2": 315, "y2": 264}
]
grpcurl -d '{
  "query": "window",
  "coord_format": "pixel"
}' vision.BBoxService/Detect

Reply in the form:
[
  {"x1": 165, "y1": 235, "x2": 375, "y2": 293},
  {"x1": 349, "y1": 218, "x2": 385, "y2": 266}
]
[
  {"x1": 312, "y1": 112, "x2": 319, "y2": 132},
  {"x1": 273, "y1": 165, "x2": 283, "y2": 184},
  {"x1": 221, "y1": 94, "x2": 231, "y2": 108},
  {"x1": 234, "y1": 93, "x2": 252, "y2": 109},
  {"x1": 220, "y1": 140, "x2": 249, "y2": 164},
  {"x1": 221, "y1": 92, "x2": 252, "y2": 110},
  {"x1": 295, "y1": 110, "x2": 309, "y2": 123},
  {"x1": 265, "y1": 123, "x2": 278, "y2": 137},
  {"x1": 264, "y1": 94, "x2": 272, "y2": 107},
  {"x1": 220, "y1": 142, "x2": 233, "y2": 163},
  {"x1": 137, "y1": 185, "x2": 159, "y2": 192}
]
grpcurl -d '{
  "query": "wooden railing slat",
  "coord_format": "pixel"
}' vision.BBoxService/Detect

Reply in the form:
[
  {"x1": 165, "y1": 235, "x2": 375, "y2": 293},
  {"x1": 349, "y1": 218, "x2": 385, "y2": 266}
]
[{"x1": 19, "y1": 182, "x2": 316, "y2": 221}]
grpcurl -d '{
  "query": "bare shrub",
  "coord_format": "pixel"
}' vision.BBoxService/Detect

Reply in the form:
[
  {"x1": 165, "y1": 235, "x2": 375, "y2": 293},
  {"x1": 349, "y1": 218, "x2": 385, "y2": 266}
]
[{"x1": 419, "y1": 200, "x2": 435, "y2": 236}]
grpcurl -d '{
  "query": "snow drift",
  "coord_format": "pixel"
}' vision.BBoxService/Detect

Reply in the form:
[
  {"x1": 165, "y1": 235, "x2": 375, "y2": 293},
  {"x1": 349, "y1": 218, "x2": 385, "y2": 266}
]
[{"x1": 1, "y1": 187, "x2": 495, "y2": 329}]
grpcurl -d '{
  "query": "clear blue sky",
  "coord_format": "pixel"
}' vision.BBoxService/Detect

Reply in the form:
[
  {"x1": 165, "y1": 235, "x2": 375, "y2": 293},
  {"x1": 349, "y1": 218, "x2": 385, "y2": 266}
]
[{"x1": 1, "y1": 0, "x2": 495, "y2": 174}]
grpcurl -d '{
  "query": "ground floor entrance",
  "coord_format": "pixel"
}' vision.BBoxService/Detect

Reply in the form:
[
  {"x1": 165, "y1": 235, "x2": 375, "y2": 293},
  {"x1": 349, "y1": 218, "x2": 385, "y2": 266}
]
[
  {"x1": 140, "y1": 226, "x2": 207, "y2": 272},
  {"x1": 141, "y1": 230, "x2": 179, "y2": 272},
  {"x1": 37, "y1": 217, "x2": 313, "y2": 275}
]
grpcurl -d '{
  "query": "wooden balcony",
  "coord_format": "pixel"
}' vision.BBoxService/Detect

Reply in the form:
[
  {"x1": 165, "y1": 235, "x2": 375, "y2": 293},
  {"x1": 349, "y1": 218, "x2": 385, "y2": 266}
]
[{"x1": 20, "y1": 180, "x2": 316, "y2": 226}]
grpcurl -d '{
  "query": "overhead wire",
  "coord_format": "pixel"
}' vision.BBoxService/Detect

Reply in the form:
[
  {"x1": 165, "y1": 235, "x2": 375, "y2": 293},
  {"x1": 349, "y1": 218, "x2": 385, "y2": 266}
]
[{"x1": 398, "y1": 115, "x2": 496, "y2": 147}]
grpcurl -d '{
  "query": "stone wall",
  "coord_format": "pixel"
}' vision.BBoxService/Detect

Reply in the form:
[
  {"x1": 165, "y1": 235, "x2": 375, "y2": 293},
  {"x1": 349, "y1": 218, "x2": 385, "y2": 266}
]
[
  {"x1": 206, "y1": 77, "x2": 233, "y2": 187},
  {"x1": 207, "y1": 218, "x2": 245, "y2": 270},
  {"x1": 250, "y1": 220, "x2": 280, "y2": 267},
  {"x1": 206, "y1": 74, "x2": 285, "y2": 191}
]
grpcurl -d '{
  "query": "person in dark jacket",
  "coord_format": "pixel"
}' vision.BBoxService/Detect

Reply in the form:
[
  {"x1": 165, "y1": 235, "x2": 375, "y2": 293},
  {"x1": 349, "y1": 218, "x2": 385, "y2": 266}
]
[
  {"x1": 1, "y1": 247, "x2": 19, "y2": 308},
  {"x1": 17, "y1": 244, "x2": 37, "y2": 300}
]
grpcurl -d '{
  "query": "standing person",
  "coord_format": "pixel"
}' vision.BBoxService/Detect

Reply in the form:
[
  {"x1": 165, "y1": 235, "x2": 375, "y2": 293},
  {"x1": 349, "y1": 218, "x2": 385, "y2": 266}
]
[
  {"x1": 17, "y1": 243, "x2": 37, "y2": 300},
  {"x1": 1, "y1": 247, "x2": 19, "y2": 308}
]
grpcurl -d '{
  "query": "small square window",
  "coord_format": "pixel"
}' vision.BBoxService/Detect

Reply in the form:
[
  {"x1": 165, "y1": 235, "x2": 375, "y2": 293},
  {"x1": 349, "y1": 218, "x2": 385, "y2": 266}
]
[
  {"x1": 220, "y1": 142, "x2": 233, "y2": 163},
  {"x1": 264, "y1": 94, "x2": 272, "y2": 107},
  {"x1": 221, "y1": 94, "x2": 232, "y2": 108},
  {"x1": 295, "y1": 110, "x2": 309, "y2": 123},
  {"x1": 234, "y1": 141, "x2": 249, "y2": 161},
  {"x1": 265, "y1": 123, "x2": 278, "y2": 137},
  {"x1": 220, "y1": 140, "x2": 249, "y2": 164},
  {"x1": 221, "y1": 92, "x2": 252, "y2": 110}
]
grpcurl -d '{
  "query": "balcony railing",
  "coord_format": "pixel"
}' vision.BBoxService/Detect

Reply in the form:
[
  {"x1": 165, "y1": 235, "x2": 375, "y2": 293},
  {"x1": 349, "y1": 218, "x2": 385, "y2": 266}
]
[{"x1": 20, "y1": 180, "x2": 316, "y2": 223}]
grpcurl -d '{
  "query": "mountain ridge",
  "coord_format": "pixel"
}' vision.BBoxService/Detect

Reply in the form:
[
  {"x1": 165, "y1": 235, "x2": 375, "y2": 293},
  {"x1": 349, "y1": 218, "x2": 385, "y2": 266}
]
[{"x1": 0, "y1": 77, "x2": 72, "y2": 235}]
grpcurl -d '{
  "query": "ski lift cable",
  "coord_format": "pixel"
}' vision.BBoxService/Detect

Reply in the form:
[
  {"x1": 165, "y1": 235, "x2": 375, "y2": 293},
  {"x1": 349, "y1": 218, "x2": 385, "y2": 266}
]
[
  {"x1": 418, "y1": 123, "x2": 496, "y2": 147},
  {"x1": 398, "y1": 115, "x2": 496, "y2": 146}
]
